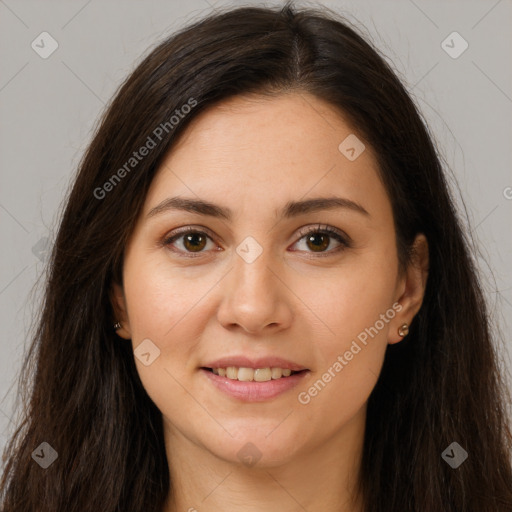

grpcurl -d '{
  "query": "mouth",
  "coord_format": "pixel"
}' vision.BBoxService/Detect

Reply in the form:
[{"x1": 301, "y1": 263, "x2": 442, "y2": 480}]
[
  {"x1": 199, "y1": 355, "x2": 310, "y2": 401},
  {"x1": 201, "y1": 366, "x2": 308, "y2": 382},
  {"x1": 200, "y1": 366, "x2": 310, "y2": 402}
]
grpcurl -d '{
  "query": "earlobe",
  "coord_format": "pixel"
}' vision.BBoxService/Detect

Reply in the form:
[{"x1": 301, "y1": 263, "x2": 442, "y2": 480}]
[
  {"x1": 110, "y1": 282, "x2": 132, "y2": 339},
  {"x1": 389, "y1": 233, "x2": 429, "y2": 344}
]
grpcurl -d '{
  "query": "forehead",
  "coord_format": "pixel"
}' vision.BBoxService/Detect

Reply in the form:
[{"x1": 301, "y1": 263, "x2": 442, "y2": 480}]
[{"x1": 143, "y1": 92, "x2": 391, "y2": 224}]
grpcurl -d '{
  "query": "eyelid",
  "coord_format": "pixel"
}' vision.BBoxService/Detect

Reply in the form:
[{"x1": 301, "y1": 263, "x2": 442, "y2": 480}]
[
  {"x1": 291, "y1": 224, "x2": 351, "y2": 258},
  {"x1": 295, "y1": 224, "x2": 351, "y2": 245},
  {"x1": 161, "y1": 225, "x2": 219, "y2": 258},
  {"x1": 163, "y1": 225, "x2": 217, "y2": 242},
  {"x1": 162, "y1": 223, "x2": 351, "y2": 257}
]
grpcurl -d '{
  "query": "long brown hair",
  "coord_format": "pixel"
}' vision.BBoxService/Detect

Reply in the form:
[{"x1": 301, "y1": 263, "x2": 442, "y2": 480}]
[{"x1": 1, "y1": 3, "x2": 511, "y2": 511}]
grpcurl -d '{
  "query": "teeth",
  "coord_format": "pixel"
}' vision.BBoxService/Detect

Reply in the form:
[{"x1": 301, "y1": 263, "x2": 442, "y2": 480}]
[
  {"x1": 226, "y1": 366, "x2": 238, "y2": 379},
  {"x1": 271, "y1": 367, "x2": 283, "y2": 379},
  {"x1": 211, "y1": 367, "x2": 295, "y2": 381},
  {"x1": 237, "y1": 367, "x2": 254, "y2": 381}
]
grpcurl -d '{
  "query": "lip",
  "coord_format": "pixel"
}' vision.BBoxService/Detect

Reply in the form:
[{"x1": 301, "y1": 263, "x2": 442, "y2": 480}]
[
  {"x1": 202, "y1": 355, "x2": 308, "y2": 372},
  {"x1": 201, "y1": 367, "x2": 310, "y2": 402}
]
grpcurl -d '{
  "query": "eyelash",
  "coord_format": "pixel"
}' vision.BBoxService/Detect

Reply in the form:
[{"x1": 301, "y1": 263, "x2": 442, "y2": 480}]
[{"x1": 162, "y1": 224, "x2": 351, "y2": 259}]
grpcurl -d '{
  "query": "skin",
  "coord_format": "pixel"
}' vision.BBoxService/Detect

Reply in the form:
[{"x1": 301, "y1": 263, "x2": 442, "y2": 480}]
[{"x1": 112, "y1": 92, "x2": 429, "y2": 512}]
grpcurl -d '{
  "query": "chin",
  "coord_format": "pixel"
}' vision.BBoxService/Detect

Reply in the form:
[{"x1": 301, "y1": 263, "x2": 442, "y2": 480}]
[{"x1": 201, "y1": 429, "x2": 304, "y2": 469}]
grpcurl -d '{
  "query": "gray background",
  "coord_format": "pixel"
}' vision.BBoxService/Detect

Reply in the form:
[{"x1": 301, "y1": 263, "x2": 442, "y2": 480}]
[{"x1": 1, "y1": 0, "x2": 511, "y2": 460}]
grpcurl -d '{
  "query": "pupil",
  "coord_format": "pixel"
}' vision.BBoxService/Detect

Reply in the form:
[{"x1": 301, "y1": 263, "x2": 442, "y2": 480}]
[
  {"x1": 185, "y1": 233, "x2": 205, "y2": 252},
  {"x1": 308, "y1": 233, "x2": 328, "y2": 252}
]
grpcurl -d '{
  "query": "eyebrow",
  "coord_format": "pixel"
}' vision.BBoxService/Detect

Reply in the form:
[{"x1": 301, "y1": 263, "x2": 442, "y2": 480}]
[{"x1": 146, "y1": 196, "x2": 370, "y2": 220}]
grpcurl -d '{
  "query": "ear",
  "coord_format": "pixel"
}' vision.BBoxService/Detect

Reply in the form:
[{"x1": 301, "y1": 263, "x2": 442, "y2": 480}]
[
  {"x1": 110, "y1": 281, "x2": 132, "y2": 339},
  {"x1": 388, "y1": 233, "x2": 429, "y2": 344}
]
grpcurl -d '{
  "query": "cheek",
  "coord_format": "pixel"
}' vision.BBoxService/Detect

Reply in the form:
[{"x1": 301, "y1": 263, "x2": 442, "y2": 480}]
[
  {"x1": 123, "y1": 255, "x2": 215, "y2": 342},
  {"x1": 123, "y1": 259, "x2": 211, "y2": 428},
  {"x1": 293, "y1": 250, "x2": 397, "y2": 416},
  {"x1": 294, "y1": 308, "x2": 391, "y2": 436},
  {"x1": 123, "y1": 254, "x2": 223, "y2": 404},
  {"x1": 299, "y1": 243, "x2": 398, "y2": 348}
]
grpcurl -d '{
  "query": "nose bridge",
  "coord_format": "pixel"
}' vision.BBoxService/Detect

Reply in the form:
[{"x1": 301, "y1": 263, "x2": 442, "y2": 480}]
[
  {"x1": 231, "y1": 237, "x2": 278, "y2": 301},
  {"x1": 217, "y1": 235, "x2": 291, "y2": 333}
]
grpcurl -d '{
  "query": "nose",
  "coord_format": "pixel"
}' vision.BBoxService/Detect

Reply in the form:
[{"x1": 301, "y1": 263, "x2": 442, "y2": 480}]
[{"x1": 216, "y1": 247, "x2": 293, "y2": 335}]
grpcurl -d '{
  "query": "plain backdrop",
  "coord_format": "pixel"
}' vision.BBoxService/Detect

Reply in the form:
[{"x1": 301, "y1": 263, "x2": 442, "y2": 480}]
[{"x1": 1, "y1": 0, "x2": 511, "y2": 460}]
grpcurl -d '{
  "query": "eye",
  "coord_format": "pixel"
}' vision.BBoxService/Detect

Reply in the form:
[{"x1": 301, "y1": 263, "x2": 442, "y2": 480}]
[
  {"x1": 163, "y1": 227, "x2": 217, "y2": 257},
  {"x1": 162, "y1": 224, "x2": 350, "y2": 258},
  {"x1": 291, "y1": 224, "x2": 350, "y2": 257}
]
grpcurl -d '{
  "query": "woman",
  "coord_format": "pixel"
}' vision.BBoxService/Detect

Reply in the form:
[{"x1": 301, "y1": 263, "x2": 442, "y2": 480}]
[{"x1": 1, "y1": 3, "x2": 511, "y2": 511}]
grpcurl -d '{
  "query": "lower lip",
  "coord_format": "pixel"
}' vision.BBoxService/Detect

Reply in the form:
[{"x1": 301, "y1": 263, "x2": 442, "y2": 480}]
[{"x1": 200, "y1": 368, "x2": 310, "y2": 402}]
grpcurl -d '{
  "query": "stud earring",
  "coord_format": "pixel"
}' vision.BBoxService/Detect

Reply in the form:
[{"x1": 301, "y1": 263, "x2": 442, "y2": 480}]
[
  {"x1": 398, "y1": 323, "x2": 409, "y2": 337},
  {"x1": 113, "y1": 322, "x2": 121, "y2": 331}
]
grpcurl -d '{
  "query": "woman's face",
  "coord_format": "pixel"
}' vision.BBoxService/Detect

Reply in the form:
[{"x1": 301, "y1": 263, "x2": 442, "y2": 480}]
[{"x1": 113, "y1": 92, "x2": 427, "y2": 468}]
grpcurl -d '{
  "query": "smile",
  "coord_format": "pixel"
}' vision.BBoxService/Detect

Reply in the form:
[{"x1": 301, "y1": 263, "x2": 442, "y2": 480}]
[
  {"x1": 206, "y1": 366, "x2": 303, "y2": 381},
  {"x1": 200, "y1": 367, "x2": 310, "y2": 402}
]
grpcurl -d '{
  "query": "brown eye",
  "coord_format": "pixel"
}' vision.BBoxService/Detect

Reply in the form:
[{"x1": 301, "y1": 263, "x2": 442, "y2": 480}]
[
  {"x1": 305, "y1": 232, "x2": 330, "y2": 252},
  {"x1": 163, "y1": 224, "x2": 350, "y2": 259},
  {"x1": 163, "y1": 228, "x2": 216, "y2": 256},
  {"x1": 292, "y1": 224, "x2": 351, "y2": 257},
  {"x1": 182, "y1": 232, "x2": 207, "y2": 252}
]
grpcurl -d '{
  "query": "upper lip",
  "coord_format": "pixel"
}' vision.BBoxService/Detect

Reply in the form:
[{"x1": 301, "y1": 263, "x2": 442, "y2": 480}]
[{"x1": 202, "y1": 356, "x2": 308, "y2": 371}]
